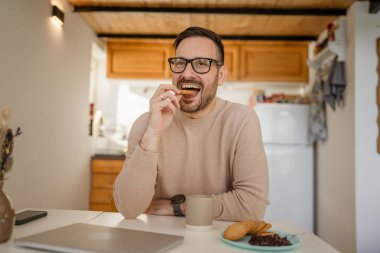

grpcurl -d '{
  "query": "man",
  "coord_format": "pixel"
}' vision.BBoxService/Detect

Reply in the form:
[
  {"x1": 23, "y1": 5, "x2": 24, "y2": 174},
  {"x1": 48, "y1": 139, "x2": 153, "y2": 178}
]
[{"x1": 113, "y1": 27, "x2": 268, "y2": 221}]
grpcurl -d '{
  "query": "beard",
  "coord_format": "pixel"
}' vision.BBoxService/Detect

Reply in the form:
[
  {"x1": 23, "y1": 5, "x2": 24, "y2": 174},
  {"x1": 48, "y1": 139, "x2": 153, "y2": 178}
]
[{"x1": 177, "y1": 73, "x2": 219, "y2": 113}]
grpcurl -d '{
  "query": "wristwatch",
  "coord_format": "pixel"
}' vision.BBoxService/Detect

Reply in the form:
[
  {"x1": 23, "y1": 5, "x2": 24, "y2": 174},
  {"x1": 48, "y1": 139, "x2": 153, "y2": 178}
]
[{"x1": 171, "y1": 194, "x2": 186, "y2": 216}]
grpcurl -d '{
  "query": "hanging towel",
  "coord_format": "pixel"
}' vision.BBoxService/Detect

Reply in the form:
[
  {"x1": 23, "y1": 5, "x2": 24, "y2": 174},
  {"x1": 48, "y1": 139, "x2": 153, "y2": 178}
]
[
  {"x1": 309, "y1": 69, "x2": 328, "y2": 142},
  {"x1": 323, "y1": 56, "x2": 346, "y2": 110}
]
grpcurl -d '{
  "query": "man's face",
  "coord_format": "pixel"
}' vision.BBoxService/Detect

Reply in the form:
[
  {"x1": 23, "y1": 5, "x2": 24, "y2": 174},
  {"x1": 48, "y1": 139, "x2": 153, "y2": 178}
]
[{"x1": 172, "y1": 37, "x2": 226, "y2": 113}]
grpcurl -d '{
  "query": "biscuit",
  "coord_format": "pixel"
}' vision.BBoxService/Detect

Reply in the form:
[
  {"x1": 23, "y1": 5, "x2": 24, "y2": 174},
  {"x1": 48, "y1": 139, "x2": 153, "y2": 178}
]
[
  {"x1": 254, "y1": 221, "x2": 268, "y2": 233},
  {"x1": 223, "y1": 222, "x2": 250, "y2": 241},
  {"x1": 257, "y1": 231, "x2": 275, "y2": 236},
  {"x1": 180, "y1": 90, "x2": 195, "y2": 95},
  {"x1": 241, "y1": 220, "x2": 258, "y2": 234},
  {"x1": 260, "y1": 223, "x2": 272, "y2": 233},
  {"x1": 224, "y1": 219, "x2": 273, "y2": 240}
]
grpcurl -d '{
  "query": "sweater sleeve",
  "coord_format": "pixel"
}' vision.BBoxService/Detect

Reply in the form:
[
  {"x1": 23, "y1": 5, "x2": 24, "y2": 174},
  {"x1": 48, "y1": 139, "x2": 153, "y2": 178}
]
[
  {"x1": 113, "y1": 114, "x2": 159, "y2": 218},
  {"x1": 213, "y1": 110, "x2": 269, "y2": 221}
]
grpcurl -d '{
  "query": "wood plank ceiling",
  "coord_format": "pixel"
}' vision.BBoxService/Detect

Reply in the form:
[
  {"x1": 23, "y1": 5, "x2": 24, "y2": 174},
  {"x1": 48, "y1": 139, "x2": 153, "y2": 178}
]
[{"x1": 68, "y1": 0, "x2": 357, "y2": 40}]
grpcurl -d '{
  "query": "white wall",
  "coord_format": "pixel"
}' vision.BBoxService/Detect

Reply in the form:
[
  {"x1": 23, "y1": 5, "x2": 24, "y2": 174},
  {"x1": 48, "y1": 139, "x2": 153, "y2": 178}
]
[
  {"x1": 315, "y1": 14, "x2": 356, "y2": 253},
  {"x1": 0, "y1": 0, "x2": 95, "y2": 210},
  {"x1": 315, "y1": 60, "x2": 356, "y2": 251},
  {"x1": 351, "y1": 2, "x2": 380, "y2": 253},
  {"x1": 316, "y1": 2, "x2": 380, "y2": 253}
]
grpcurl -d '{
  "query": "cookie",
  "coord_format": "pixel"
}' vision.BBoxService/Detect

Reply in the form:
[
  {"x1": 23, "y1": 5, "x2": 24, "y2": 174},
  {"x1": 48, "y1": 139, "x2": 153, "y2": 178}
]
[
  {"x1": 180, "y1": 90, "x2": 195, "y2": 95},
  {"x1": 223, "y1": 222, "x2": 250, "y2": 241},
  {"x1": 254, "y1": 221, "x2": 268, "y2": 234},
  {"x1": 224, "y1": 220, "x2": 273, "y2": 241},
  {"x1": 241, "y1": 220, "x2": 259, "y2": 234},
  {"x1": 257, "y1": 231, "x2": 275, "y2": 236}
]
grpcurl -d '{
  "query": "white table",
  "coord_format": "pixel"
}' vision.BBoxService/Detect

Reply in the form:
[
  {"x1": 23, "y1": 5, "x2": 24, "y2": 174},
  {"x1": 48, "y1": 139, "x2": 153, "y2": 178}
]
[{"x1": 0, "y1": 209, "x2": 339, "y2": 253}]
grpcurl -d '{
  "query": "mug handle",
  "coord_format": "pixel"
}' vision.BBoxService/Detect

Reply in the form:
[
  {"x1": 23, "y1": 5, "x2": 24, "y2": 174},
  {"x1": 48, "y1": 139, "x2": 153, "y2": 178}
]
[{"x1": 214, "y1": 201, "x2": 224, "y2": 218}]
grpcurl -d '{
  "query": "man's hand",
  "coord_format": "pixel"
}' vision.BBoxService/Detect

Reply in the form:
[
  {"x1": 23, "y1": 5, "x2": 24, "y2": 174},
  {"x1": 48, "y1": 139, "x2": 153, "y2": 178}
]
[
  {"x1": 145, "y1": 199, "x2": 185, "y2": 216},
  {"x1": 140, "y1": 84, "x2": 181, "y2": 153},
  {"x1": 145, "y1": 199, "x2": 173, "y2": 216}
]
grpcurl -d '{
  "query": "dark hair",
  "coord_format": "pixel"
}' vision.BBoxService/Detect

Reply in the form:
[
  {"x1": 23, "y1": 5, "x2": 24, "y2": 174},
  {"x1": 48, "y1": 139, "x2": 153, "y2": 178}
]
[{"x1": 173, "y1": 27, "x2": 224, "y2": 65}]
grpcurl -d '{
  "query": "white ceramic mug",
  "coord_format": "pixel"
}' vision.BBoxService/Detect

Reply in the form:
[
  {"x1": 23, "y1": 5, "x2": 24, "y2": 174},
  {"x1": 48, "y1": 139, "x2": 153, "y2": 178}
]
[{"x1": 185, "y1": 195, "x2": 223, "y2": 231}]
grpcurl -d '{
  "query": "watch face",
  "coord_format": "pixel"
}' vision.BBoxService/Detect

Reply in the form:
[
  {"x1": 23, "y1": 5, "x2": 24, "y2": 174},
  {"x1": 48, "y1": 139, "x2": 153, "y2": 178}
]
[{"x1": 171, "y1": 194, "x2": 186, "y2": 203}]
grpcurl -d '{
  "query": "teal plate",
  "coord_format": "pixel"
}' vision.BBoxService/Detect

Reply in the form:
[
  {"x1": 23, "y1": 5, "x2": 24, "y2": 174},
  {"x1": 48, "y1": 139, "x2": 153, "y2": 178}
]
[{"x1": 220, "y1": 231, "x2": 302, "y2": 252}]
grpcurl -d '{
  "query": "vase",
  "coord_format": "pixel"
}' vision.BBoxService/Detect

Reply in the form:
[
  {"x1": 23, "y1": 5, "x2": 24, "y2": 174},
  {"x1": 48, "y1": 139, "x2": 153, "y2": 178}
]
[{"x1": 0, "y1": 174, "x2": 15, "y2": 243}]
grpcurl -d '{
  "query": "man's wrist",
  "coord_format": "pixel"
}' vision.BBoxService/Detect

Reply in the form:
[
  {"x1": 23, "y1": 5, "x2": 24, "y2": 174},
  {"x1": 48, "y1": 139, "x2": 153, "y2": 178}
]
[{"x1": 140, "y1": 129, "x2": 162, "y2": 152}]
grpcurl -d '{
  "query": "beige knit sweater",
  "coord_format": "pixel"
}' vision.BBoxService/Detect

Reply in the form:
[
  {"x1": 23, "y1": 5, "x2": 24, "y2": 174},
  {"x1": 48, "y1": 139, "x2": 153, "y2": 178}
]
[{"x1": 114, "y1": 97, "x2": 269, "y2": 221}]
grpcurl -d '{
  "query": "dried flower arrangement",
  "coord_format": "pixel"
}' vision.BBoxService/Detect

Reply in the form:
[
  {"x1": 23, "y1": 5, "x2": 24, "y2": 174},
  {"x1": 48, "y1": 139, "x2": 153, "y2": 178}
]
[{"x1": 0, "y1": 107, "x2": 22, "y2": 179}]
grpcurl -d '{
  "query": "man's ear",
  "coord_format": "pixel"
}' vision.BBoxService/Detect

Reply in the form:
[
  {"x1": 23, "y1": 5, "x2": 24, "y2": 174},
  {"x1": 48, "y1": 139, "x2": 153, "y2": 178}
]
[{"x1": 217, "y1": 64, "x2": 228, "y2": 86}]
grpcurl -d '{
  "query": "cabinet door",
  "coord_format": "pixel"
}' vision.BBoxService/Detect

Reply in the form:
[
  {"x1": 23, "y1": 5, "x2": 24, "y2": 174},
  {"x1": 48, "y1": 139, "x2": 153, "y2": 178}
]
[
  {"x1": 92, "y1": 174, "x2": 118, "y2": 188},
  {"x1": 240, "y1": 43, "x2": 308, "y2": 82},
  {"x1": 90, "y1": 158, "x2": 124, "y2": 212},
  {"x1": 107, "y1": 42, "x2": 173, "y2": 79},
  {"x1": 91, "y1": 188, "x2": 114, "y2": 204},
  {"x1": 92, "y1": 159, "x2": 124, "y2": 173},
  {"x1": 90, "y1": 203, "x2": 113, "y2": 212},
  {"x1": 223, "y1": 45, "x2": 240, "y2": 81}
]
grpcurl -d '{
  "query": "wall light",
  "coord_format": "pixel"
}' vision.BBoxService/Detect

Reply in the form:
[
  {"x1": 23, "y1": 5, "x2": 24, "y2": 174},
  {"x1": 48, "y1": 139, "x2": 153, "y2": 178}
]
[{"x1": 51, "y1": 5, "x2": 64, "y2": 26}]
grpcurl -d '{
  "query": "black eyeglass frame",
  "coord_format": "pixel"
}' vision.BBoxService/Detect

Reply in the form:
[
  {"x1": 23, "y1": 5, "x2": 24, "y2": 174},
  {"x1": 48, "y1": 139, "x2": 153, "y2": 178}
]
[{"x1": 168, "y1": 57, "x2": 223, "y2": 74}]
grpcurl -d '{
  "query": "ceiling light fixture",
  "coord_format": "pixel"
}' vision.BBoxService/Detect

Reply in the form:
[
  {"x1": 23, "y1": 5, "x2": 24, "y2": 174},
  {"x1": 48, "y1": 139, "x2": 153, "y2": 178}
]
[{"x1": 51, "y1": 5, "x2": 64, "y2": 26}]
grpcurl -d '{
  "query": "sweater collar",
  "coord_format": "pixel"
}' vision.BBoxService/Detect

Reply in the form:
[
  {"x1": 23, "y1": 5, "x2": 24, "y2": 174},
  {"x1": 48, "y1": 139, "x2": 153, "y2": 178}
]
[{"x1": 176, "y1": 97, "x2": 225, "y2": 124}]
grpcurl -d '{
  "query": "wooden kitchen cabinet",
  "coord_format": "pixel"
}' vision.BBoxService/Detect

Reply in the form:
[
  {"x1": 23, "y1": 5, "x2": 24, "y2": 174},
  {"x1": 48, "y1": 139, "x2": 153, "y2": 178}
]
[
  {"x1": 90, "y1": 156, "x2": 125, "y2": 211},
  {"x1": 107, "y1": 41, "x2": 173, "y2": 79},
  {"x1": 239, "y1": 42, "x2": 308, "y2": 82},
  {"x1": 107, "y1": 40, "x2": 308, "y2": 83},
  {"x1": 223, "y1": 43, "x2": 240, "y2": 81}
]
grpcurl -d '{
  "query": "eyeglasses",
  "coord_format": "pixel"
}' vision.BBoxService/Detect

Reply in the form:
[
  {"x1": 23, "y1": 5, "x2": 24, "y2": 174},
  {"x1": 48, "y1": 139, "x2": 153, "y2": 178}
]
[{"x1": 168, "y1": 57, "x2": 222, "y2": 74}]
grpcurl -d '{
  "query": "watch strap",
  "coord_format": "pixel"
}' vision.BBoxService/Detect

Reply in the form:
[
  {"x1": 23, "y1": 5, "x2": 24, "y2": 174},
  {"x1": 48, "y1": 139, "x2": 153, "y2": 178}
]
[
  {"x1": 171, "y1": 194, "x2": 185, "y2": 217},
  {"x1": 172, "y1": 203, "x2": 184, "y2": 216}
]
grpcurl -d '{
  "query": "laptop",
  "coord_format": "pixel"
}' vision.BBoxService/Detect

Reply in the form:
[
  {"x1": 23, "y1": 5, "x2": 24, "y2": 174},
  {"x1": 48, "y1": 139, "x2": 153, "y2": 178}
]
[{"x1": 14, "y1": 223, "x2": 184, "y2": 253}]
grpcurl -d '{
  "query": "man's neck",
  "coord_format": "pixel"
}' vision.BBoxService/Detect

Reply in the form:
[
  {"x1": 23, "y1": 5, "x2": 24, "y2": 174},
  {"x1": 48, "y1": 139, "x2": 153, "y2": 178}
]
[{"x1": 181, "y1": 97, "x2": 217, "y2": 119}]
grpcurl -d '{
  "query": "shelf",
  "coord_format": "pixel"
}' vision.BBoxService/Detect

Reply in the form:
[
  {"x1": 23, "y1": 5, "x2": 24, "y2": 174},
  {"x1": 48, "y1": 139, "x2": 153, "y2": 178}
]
[
  {"x1": 307, "y1": 17, "x2": 346, "y2": 69},
  {"x1": 307, "y1": 47, "x2": 337, "y2": 69}
]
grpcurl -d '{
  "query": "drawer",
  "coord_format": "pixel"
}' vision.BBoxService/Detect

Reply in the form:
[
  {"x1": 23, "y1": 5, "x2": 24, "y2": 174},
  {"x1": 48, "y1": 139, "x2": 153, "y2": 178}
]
[
  {"x1": 92, "y1": 159, "x2": 124, "y2": 173},
  {"x1": 92, "y1": 173, "x2": 118, "y2": 188},
  {"x1": 91, "y1": 188, "x2": 113, "y2": 204},
  {"x1": 90, "y1": 203, "x2": 112, "y2": 211}
]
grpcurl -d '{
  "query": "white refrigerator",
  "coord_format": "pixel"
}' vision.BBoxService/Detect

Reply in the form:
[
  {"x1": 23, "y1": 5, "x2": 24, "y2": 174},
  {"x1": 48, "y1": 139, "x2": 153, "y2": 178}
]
[{"x1": 254, "y1": 103, "x2": 314, "y2": 232}]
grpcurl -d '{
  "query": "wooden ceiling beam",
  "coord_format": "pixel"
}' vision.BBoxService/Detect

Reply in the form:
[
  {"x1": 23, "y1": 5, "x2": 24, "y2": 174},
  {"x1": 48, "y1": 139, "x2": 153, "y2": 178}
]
[
  {"x1": 97, "y1": 33, "x2": 317, "y2": 41},
  {"x1": 369, "y1": 0, "x2": 380, "y2": 13},
  {"x1": 73, "y1": 6, "x2": 346, "y2": 16}
]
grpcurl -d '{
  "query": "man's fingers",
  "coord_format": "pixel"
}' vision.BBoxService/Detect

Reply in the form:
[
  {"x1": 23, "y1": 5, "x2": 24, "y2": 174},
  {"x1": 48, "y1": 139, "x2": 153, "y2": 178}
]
[
  {"x1": 156, "y1": 91, "x2": 180, "y2": 108},
  {"x1": 153, "y1": 84, "x2": 180, "y2": 97},
  {"x1": 163, "y1": 100, "x2": 177, "y2": 114},
  {"x1": 155, "y1": 99, "x2": 177, "y2": 114},
  {"x1": 150, "y1": 85, "x2": 181, "y2": 110}
]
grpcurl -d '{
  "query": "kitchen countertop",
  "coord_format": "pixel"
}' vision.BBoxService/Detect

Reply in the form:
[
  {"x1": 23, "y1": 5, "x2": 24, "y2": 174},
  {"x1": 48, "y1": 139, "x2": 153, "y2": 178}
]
[{"x1": 92, "y1": 152, "x2": 126, "y2": 160}]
